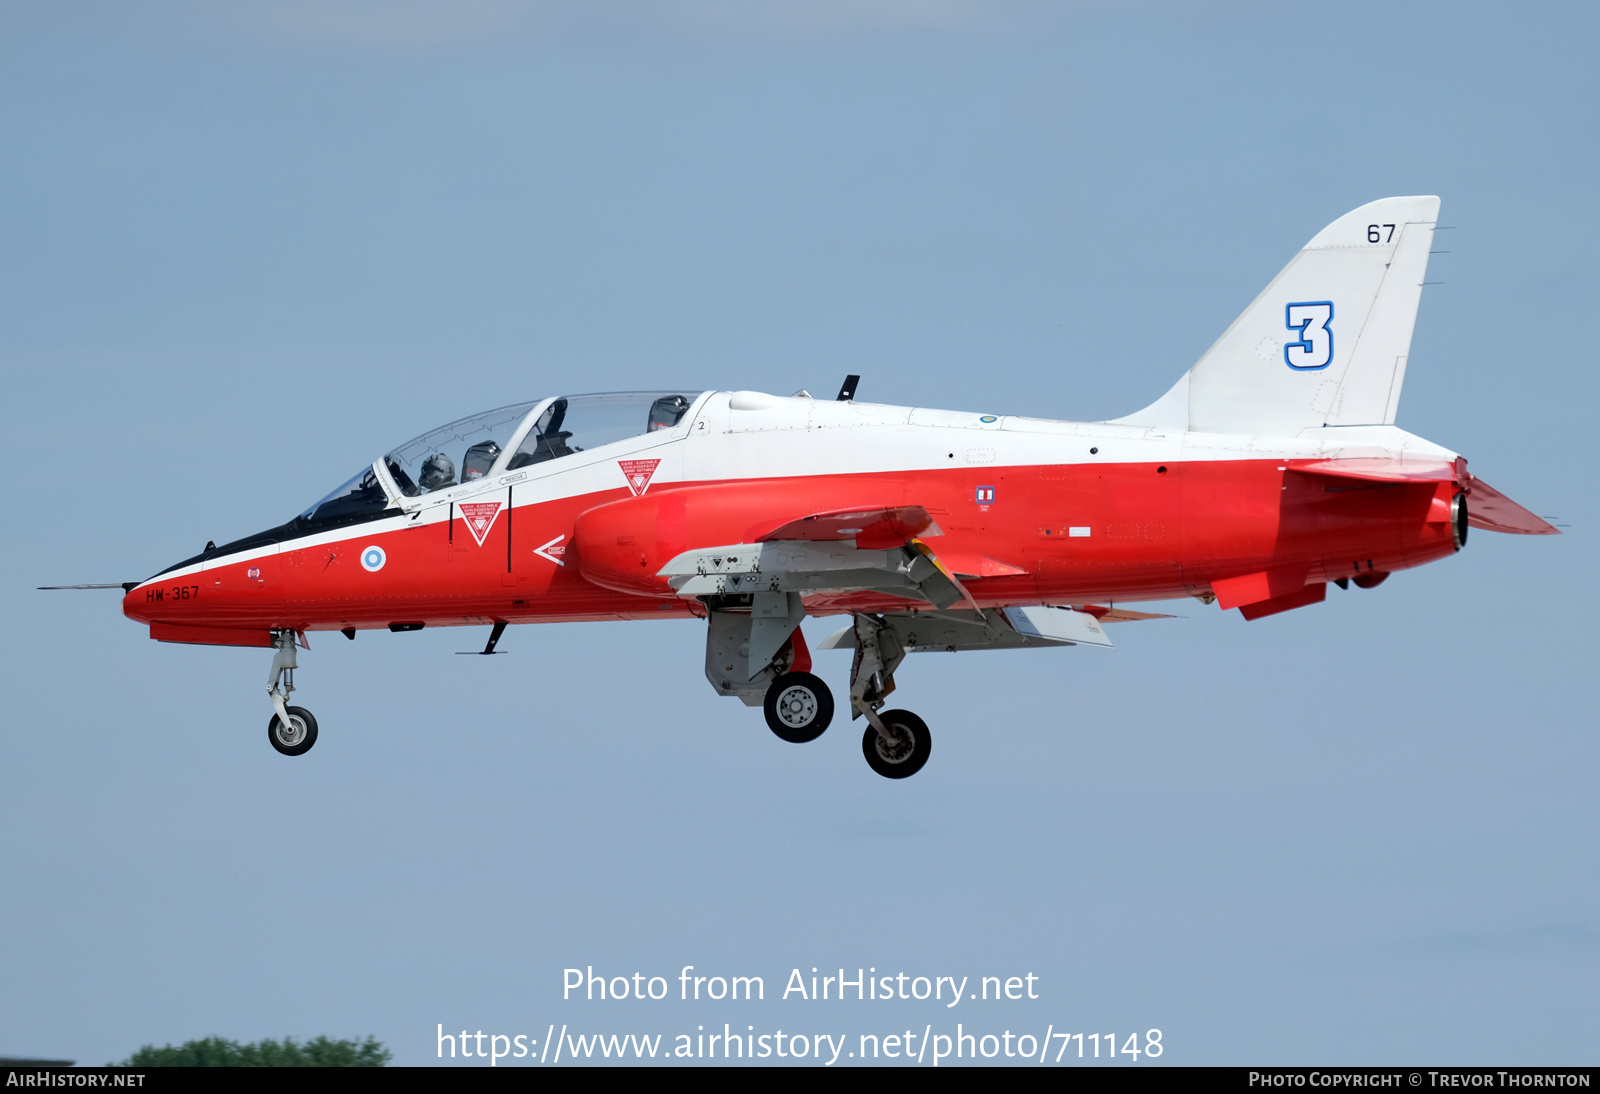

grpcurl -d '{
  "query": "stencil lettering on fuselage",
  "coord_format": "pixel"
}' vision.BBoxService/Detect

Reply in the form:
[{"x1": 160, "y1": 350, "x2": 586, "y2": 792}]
[
  {"x1": 619, "y1": 458, "x2": 662, "y2": 496},
  {"x1": 458, "y1": 501, "x2": 503, "y2": 546}
]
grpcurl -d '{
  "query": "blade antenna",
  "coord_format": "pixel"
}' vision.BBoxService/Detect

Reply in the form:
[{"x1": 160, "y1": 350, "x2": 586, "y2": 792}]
[
  {"x1": 836, "y1": 374, "x2": 860, "y2": 402},
  {"x1": 457, "y1": 620, "x2": 508, "y2": 655}
]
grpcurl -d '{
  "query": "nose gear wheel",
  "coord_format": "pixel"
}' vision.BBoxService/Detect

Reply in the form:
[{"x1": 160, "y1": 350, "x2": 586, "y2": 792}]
[
  {"x1": 268, "y1": 706, "x2": 319, "y2": 756},
  {"x1": 265, "y1": 629, "x2": 318, "y2": 756}
]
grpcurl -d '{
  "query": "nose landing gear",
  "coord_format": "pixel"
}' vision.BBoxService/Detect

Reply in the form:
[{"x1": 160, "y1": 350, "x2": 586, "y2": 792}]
[
  {"x1": 268, "y1": 705, "x2": 319, "y2": 756},
  {"x1": 267, "y1": 629, "x2": 318, "y2": 757}
]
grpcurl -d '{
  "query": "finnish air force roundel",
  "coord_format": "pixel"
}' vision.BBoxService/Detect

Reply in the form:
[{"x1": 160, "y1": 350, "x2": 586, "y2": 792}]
[
  {"x1": 618, "y1": 458, "x2": 662, "y2": 496},
  {"x1": 457, "y1": 501, "x2": 503, "y2": 546}
]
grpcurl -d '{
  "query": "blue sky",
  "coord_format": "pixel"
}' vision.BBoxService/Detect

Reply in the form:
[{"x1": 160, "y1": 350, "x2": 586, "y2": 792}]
[{"x1": 2, "y1": 0, "x2": 1594, "y2": 1066}]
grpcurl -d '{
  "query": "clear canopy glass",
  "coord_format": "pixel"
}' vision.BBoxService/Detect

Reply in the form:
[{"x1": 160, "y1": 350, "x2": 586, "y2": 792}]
[
  {"x1": 382, "y1": 402, "x2": 538, "y2": 498},
  {"x1": 297, "y1": 466, "x2": 391, "y2": 529},
  {"x1": 505, "y1": 392, "x2": 699, "y2": 470},
  {"x1": 303, "y1": 391, "x2": 707, "y2": 511},
  {"x1": 275, "y1": 391, "x2": 707, "y2": 553}
]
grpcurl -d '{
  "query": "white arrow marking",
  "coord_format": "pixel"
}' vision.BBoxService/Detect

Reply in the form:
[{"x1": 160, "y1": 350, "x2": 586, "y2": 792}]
[{"x1": 535, "y1": 534, "x2": 567, "y2": 566}]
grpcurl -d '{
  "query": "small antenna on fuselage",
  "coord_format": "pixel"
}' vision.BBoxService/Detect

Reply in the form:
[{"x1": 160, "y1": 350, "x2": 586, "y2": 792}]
[{"x1": 836, "y1": 375, "x2": 860, "y2": 402}]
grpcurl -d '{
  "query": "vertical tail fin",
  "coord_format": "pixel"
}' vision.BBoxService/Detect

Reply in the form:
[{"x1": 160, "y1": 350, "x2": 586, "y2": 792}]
[{"x1": 1116, "y1": 196, "x2": 1440, "y2": 435}]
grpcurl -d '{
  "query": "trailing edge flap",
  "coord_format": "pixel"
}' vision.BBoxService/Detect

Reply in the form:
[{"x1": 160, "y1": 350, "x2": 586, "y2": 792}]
[
  {"x1": 821, "y1": 607, "x2": 1112, "y2": 652},
  {"x1": 1462, "y1": 476, "x2": 1559, "y2": 535},
  {"x1": 753, "y1": 505, "x2": 941, "y2": 548}
]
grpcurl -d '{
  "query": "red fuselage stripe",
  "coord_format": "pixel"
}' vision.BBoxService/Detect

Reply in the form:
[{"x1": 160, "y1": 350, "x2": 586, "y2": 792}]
[{"x1": 123, "y1": 460, "x2": 1458, "y2": 632}]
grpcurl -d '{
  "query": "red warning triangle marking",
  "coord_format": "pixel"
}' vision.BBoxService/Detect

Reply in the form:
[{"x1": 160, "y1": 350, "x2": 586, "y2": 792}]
[
  {"x1": 457, "y1": 501, "x2": 503, "y2": 546},
  {"x1": 618, "y1": 458, "x2": 662, "y2": 497}
]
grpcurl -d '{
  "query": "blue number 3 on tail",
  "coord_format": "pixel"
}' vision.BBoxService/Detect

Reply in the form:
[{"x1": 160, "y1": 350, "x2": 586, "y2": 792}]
[{"x1": 1285, "y1": 301, "x2": 1334, "y2": 370}]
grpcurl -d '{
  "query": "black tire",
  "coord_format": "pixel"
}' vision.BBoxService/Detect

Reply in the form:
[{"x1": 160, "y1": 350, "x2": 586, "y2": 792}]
[
  {"x1": 267, "y1": 705, "x2": 319, "y2": 756},
  {"x1": 862, "y1": 709, "x2": 931, "y2": 779},
  {"x1": 763, "y1": 672, "x2": 834, "y2": 743}
]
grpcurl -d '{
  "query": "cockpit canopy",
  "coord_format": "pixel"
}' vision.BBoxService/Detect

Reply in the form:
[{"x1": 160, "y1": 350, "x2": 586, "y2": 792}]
[
  {"x1": 382, "y1": 402, "x2": 537, "y2": 498},
  {"x1": 503, "y1": 392, "x2": 695, "y2": 475},
  {"x1": 297, "y1": 391, "x2": 702, "y2": 531},
  {"x1": 384, "y1": 391, "x2": 699, "y2": 497},
  {"x1": 297, "y1": 466, "x2": 388, "y2": 528}
]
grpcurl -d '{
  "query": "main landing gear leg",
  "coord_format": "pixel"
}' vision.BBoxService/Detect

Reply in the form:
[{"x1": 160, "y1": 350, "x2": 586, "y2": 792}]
[
  {"x1": 849, "y1": 615, "x2": 932, "y2": 779},
  {"x1": 702, "y1": 596, "x2": 835, "y2": 743},
  {"x1": 266, "y1": 629, "x2": 318, "y2": 757}
]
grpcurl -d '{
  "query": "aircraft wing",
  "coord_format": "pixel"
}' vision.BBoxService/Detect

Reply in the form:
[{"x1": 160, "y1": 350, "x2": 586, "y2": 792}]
[
  {"x1": 659, "y1": 521, "x2": 977, "y2": 609},
  {"x1": 660, "y1": 538, "x2": 972, "y2": 609},
  {"x1": 752, "y1": 505, "x2": 941, "y2": 548},
  {"x1": 820, "y1": 606, "x2": 1113, "y2": 652}
]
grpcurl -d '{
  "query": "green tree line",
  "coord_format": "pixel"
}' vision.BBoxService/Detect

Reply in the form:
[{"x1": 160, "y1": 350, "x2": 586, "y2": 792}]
[{"x1": 118, "y1": 1036, "x2": 390, "y2": 1066}]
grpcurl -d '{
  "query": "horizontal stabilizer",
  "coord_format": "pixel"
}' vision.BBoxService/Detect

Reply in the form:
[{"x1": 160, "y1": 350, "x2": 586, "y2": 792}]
[
  {"x1": 1465, "y1": 476, "x2": 1559, "y2": 535},
  {"x1": 1287, "y1": 458, "x2": 1459, "y2": 484},
  {"x1": 1288, "y1": 460, "x2": 1557, "y2": 534},
  {"x1": 754, "y1": 505, "x2": 940, "y2": 549}
]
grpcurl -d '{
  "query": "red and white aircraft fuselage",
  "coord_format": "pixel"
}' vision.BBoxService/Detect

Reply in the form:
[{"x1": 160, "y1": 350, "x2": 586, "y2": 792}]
[{"x1": 105, "y1": 197, "x2": 1554, "y2": 776}]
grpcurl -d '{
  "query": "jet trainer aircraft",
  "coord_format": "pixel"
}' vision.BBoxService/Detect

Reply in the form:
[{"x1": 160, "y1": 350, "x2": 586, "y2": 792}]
[{"x1": 63, "y1": 197, "x2": 1555, "y2": 778}]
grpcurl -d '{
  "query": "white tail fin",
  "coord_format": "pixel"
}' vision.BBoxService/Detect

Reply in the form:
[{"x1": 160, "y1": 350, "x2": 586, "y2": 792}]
[{"x1": 1116, "y1": 196, "x2": 1440, "y2": 435}]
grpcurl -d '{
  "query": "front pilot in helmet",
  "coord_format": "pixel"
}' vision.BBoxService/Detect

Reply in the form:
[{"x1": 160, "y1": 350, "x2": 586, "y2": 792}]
[{"x1": 418, "y1": 453, "x2": 457, "y2": 492}]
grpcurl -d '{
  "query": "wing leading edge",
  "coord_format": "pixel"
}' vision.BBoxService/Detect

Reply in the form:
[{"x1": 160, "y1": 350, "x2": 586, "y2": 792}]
[{"x1": 662, "y1": 502, "x2": 984, "y2": 609}]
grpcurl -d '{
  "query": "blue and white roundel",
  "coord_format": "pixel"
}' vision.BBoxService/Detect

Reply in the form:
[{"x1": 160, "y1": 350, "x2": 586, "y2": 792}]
[{"x1": 360, "y1": 545, "x2": 387, "y2": 572}]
